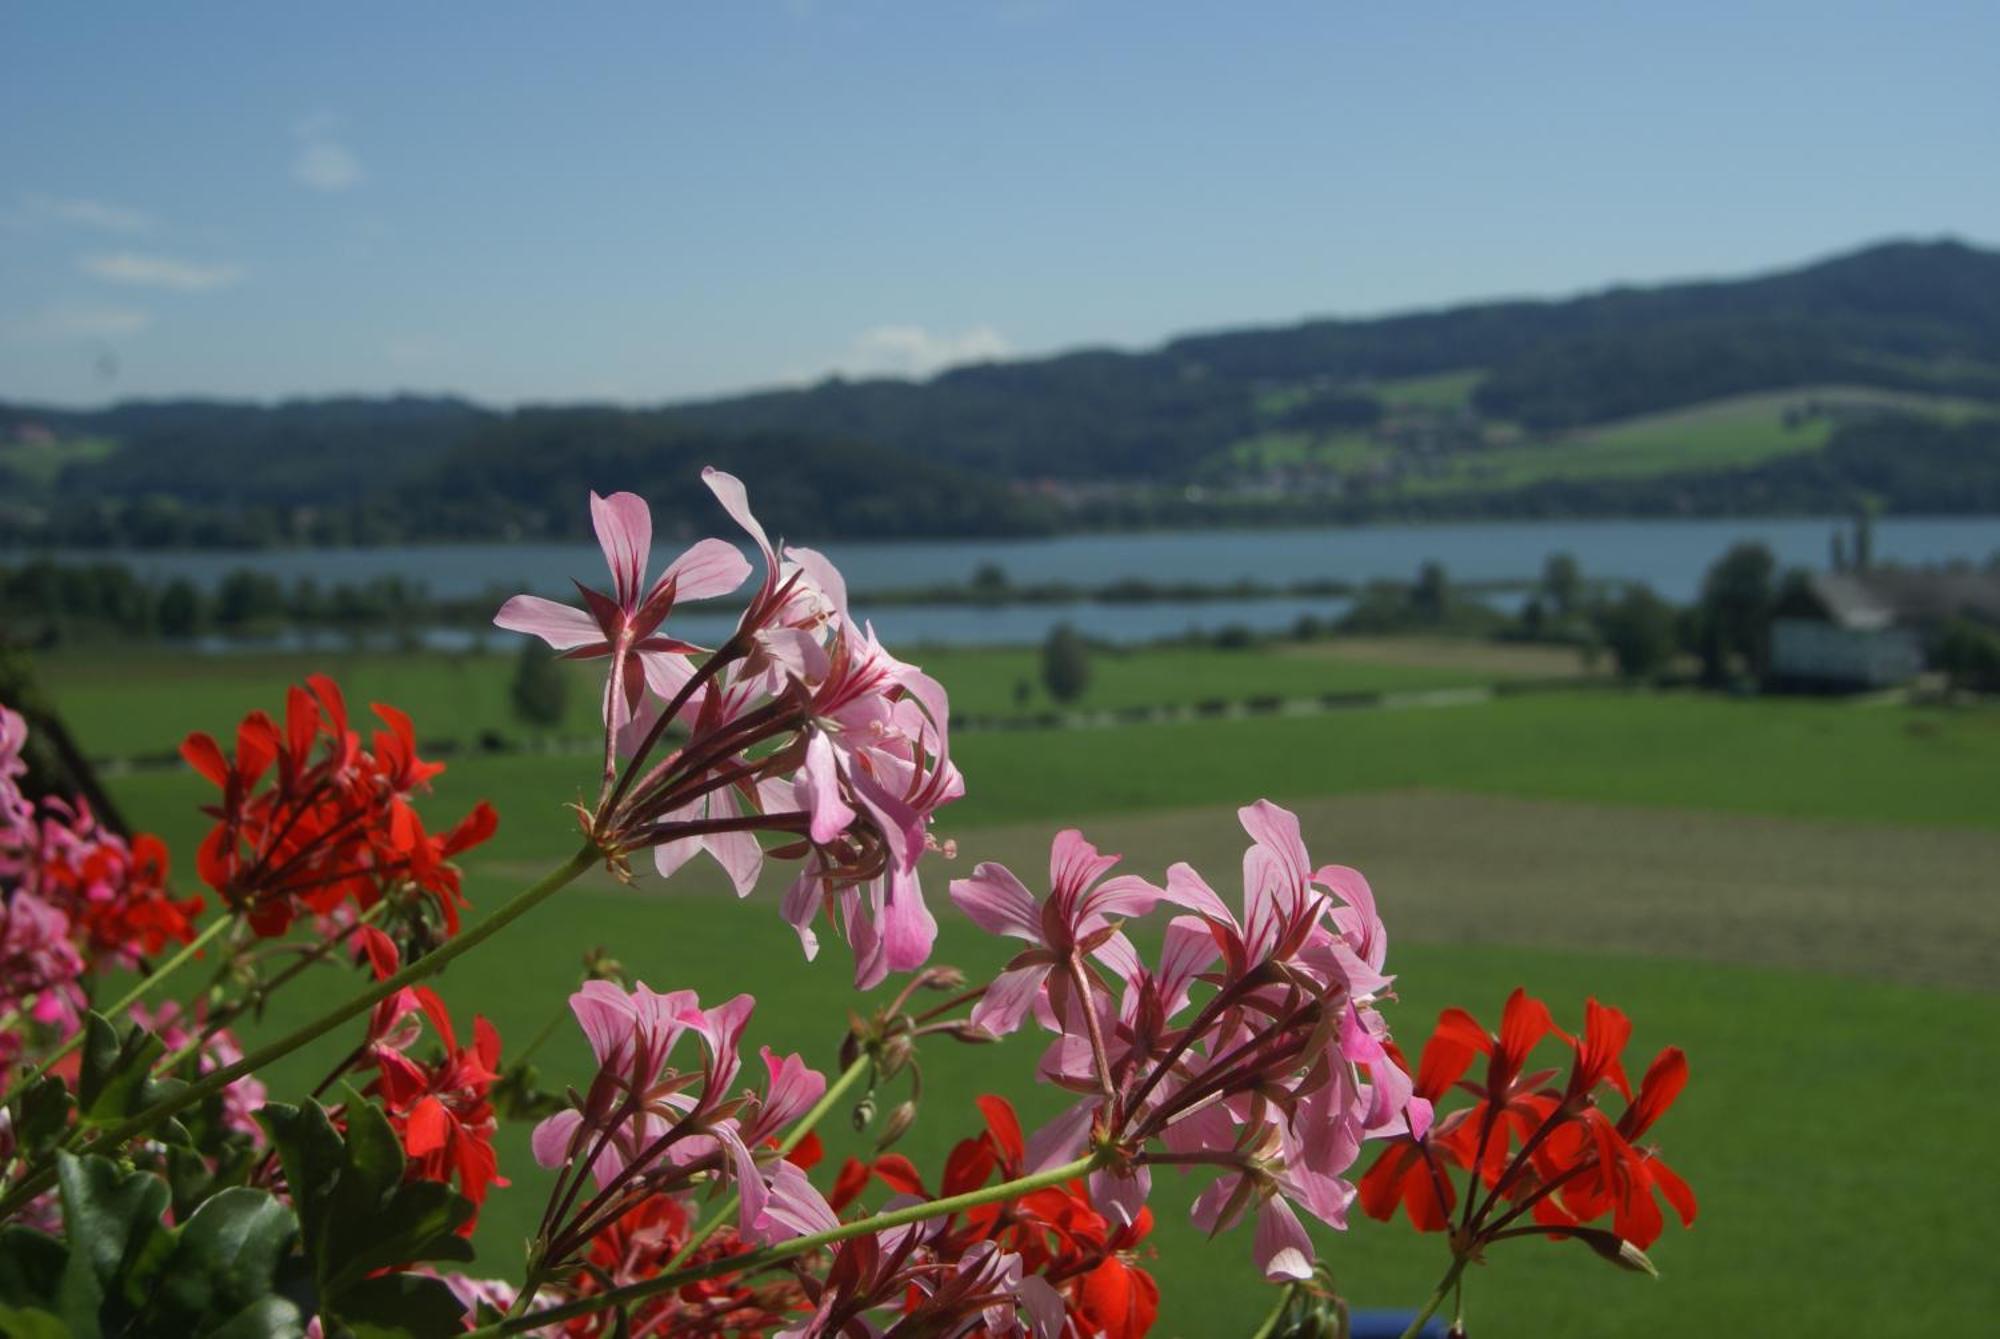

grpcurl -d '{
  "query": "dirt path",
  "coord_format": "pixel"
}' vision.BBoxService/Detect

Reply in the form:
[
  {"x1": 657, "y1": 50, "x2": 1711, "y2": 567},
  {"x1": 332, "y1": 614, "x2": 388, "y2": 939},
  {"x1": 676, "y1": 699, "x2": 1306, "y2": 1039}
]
[{"x1": 479, "y1": 789, "x2": 2000, "y2": 992}]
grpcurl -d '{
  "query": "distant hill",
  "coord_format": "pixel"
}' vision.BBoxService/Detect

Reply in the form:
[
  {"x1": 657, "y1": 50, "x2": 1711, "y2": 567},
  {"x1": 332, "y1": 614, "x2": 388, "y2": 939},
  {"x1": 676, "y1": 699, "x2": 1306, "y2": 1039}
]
[{"x1": 4, "y1": 238, "x2": 1999, "y2": 548}]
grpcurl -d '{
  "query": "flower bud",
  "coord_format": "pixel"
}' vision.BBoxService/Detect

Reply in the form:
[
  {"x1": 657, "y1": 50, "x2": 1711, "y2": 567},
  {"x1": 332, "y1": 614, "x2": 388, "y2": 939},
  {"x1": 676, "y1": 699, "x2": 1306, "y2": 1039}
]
[
  {"x1": 875, "y1": 1033, "x2": 915, "y2": 1078},
  {"x1": 921, "y1": 966, "x2": 968, "y2": 991},
  {"x1": 851, "y1": 1093, "x2": 876, "y2": 1132},
  {"x1": 875, "y1": 1100, "x2": 919, "y2": 1150},
  {"x1": 581, "y1": 947, "x2": 627, "y2": 985}
]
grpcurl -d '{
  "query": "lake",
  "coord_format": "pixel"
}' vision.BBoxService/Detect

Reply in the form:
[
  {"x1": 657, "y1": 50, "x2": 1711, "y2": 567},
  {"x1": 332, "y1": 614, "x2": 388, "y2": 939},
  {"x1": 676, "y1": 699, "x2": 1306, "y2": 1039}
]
[{"x1": 47, "y1": 514, "x2": 2000, "y2": 649}]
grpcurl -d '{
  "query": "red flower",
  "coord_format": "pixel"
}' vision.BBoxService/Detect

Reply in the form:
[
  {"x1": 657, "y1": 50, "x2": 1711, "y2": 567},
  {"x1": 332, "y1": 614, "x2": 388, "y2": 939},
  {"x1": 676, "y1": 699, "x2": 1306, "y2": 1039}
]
[
  {"x1": 838, "y1": 1095, "x2": 1160, "y2": 1337},
  {"x1": 361, "y1": 961, "x2": 506, "y2": 1227},
  {"x1": 559, "y1": 1196, "x2": 804, "y2": 1337},
  {"x1": 181, "y1": 676, "x2": 495, "y2": 939},
  {"x1": 1540, "y1": 1047, "x2": 1698, "y2": 1249},
  {"x1": 1363, "y1": 991, "x2": 1697, "y2": 1271}
]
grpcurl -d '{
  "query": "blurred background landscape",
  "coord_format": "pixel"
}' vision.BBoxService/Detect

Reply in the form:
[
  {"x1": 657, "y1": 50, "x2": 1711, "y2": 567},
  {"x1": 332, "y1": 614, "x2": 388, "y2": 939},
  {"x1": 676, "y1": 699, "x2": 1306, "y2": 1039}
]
[{"x1": 4, "y1": 4, "x2": 1997, "y2": 1334}]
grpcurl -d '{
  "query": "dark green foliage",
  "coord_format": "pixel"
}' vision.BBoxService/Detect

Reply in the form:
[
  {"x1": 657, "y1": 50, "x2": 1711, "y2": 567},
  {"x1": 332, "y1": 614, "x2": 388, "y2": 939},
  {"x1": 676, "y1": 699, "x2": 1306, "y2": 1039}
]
[
  {"x1": 1934, "y1": 618, "x2": 2000, "y2": 692},
  {"x1": 0, "y1": 1153, "x2": 309, "y2": 1338},
  {"x1": 1542, "y1": 552, "x2": 1582, "y2": 617},
  {"x1": 256, "y1": 1095, "x2": 473, "y2": 1336},
  {"x1": 1695, "y1": 543, "x2": 1778, "y2": 683},
  {"x1": 157, "y1": 578, "x2": 203, "y2": 638},
  {"x1": 76, "y1": 1012, "x2": 185, "y2": 1135},
  {"x1": 215, "y1": 571, "x2": 287, "y2": 632},
  {"x1": 1410, "y1": 562, "x2": 1450, "y2": 622},
  {"x1": 1594, "y1": 588, "x2": 1681, "y2": 680},
  {"x1": 508, "y1": 638, "x2": 567, "y2": 729},
  {"x1": 1041, "y1": 623, "x2": 1091, "y2": 703}
]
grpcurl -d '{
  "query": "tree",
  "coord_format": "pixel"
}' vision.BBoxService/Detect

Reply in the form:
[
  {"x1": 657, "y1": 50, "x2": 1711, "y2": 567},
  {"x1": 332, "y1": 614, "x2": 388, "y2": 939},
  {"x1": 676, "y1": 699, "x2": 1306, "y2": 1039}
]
[
  {"x1": 1594, "y1": 588, "x2": 1679, "y2": 680},
  {"x1": 1935, "y1": 618, "x2": 2000, "y2": 693},
  {"x1": 1041, "y1": 622, "x2": 1091, "y2": 704},
  {"x1": 1541, "y1": 552, "x2": 1582, "y2": 618},
  {"x1": 215, "y1": 569, "x2": 286, "y2": 631},
  {"x1": 1410, "y1": 562, "x2": 1450, "y2": 623},
  {"x1": 157, "y1": 579, "x2": 203, "y2": 639},
  {"x1": 1695, "y1": 543, "x2": 1776, "y2": 684},
  {"x1": 510, "y1": 638, "x2": 568, "y2": 730}
]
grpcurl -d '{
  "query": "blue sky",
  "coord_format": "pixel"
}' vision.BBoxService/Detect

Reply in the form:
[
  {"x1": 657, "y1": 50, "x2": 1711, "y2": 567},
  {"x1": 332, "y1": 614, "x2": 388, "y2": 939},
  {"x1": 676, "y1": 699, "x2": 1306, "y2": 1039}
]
[{"x1": 3, "y1": 2, "x2": 1995, "y2": 407}]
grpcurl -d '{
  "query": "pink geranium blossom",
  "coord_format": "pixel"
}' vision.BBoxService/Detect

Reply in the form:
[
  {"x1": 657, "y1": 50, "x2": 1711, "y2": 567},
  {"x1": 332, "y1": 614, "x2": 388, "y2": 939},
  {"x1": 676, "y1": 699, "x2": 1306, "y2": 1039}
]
[
  {"x1": 494, "y1": 489, "x2": 750, "y2": 724},
  {"x1": 959, "y1": 802, "x2": 1415, "y2": 1282},
  {"x1": 529, "y1": 983, "x2": 837, "y2": 1266}
]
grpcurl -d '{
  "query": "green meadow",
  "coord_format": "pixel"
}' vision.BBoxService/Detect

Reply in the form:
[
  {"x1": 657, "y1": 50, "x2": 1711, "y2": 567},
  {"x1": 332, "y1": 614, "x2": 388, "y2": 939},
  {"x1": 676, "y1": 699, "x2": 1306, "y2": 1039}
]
[{"x1": 53, "y1": 642, "x2": 2000, "y2": 1335}]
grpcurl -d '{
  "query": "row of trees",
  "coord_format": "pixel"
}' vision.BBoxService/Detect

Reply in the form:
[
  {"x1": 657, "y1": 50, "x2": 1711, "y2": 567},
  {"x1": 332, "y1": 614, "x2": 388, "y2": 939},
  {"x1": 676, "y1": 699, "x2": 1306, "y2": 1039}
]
[{"x1": 0, "y1": 560, "x2": 442, "y2": 645}]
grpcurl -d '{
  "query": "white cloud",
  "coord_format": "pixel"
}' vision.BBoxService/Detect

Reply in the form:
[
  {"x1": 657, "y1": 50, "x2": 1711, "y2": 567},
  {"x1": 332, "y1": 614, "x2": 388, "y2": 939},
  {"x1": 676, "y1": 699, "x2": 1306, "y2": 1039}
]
[
  {"x1": 8, "y1": 192, "x2": 152, "y2": 234},
  {"x1": 829, "y1": 324, "x2": 1012, "y2": 379},
  {"x1": 80, "y1": 251, "x2": 244, "y2": 292},
  {"x1": 292, "y1": 115, "x2": 364, "y2": 193},
  {"x1": 0, "y1": 303, "x2": 154, "y2": 343}
]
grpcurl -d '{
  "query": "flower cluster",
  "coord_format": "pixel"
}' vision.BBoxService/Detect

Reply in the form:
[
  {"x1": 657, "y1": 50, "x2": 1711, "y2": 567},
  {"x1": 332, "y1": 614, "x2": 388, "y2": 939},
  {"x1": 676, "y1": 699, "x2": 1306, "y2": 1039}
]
[
  {"x1": 1358, "y1": 989, "x2": 1697, "y2": 1261},
  {"x1": 823, "y1": 1095, "x2": 1160, "y2": 1338},
  {"x1": 180, "y1": 675, "x2": 497, "y2": 940},
  {"x1": 526, "y1": 982, "x2": 836, "y2": 1277},
  {"x1": 354, "y1": 929, "x2": 507, "y2": 1227},
  {"x1": 949, "y1": 804, "x2": 1412, "y2": 1282},
  {"x1": 2, "y1": 703, "x2": 200, "y2": 1055},
  {"x1": 495, "y1": 470, "x2": 961, "y2": 988}
]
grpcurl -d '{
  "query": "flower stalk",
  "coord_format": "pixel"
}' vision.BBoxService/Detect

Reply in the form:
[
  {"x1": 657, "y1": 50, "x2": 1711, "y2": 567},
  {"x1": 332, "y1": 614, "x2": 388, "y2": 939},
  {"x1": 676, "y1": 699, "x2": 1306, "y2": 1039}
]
[{"x1": 474, "y1": 1152, "x2": 1104, "y2": 1337}]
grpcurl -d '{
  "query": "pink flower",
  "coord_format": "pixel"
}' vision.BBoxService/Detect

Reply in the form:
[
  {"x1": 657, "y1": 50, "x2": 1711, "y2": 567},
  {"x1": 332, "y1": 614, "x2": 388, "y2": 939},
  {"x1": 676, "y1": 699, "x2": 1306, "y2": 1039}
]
[
  {"x1": 494, "y1": 490, "x2": 750, "y2": 723},
  {"x1": 948, "y1": 829, "x2": 1164, "y2": 1038},
  {"x1": 957, "y1": 803, "x2": 1411, "y2": 1285},
  {"x1": 0, "y1": 703, "x2": 29, "y2": 834},
  {"x1": 530, "y1": 983, "x2": 837, "y2": 1260}
]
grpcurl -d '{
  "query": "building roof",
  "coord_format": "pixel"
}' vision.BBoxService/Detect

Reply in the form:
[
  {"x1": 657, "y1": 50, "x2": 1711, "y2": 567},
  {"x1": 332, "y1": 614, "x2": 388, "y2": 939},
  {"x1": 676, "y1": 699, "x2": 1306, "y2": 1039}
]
[{"x1": 1797, "y1": 568, "x2": 2000, "y2": 630}]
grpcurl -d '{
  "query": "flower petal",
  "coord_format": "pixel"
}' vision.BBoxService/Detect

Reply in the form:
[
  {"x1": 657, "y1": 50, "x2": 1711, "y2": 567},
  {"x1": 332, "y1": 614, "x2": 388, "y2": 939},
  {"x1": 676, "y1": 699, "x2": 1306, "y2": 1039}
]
[{"x1": 493, "y1": 594, "x2": 604, "y2": 650}]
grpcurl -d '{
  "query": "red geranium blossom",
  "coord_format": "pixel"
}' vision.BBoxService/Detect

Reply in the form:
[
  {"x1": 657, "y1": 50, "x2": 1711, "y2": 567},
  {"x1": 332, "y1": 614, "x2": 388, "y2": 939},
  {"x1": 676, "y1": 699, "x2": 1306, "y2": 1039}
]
[{"x1": 181, "y1": 676, "x2": 495, "y2": 938}]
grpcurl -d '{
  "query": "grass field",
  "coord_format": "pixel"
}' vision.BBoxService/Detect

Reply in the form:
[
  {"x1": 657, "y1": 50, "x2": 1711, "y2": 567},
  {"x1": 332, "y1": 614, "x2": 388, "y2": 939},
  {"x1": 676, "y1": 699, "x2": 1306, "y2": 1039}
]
[
  {"x1": 1401, "y1": 384, "x2": 1988, "y2": 496},
  {"x1": 214, "y1": 799, "x2": 2000, "y2": 1336},
  {"x1": 38, "y1": 641, "x2": 1570, "y2": 759},
  {"x1": 44, "y1": 641, "x2": 2000, "y2": 1335},
  {"x1": 1374, "y1": 370, "x2": 1486, "y2": 412}
]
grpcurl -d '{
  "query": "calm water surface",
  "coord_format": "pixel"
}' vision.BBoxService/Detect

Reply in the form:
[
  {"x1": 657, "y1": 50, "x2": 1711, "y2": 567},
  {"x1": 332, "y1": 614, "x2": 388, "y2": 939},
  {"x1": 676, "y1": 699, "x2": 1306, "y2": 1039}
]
[{"x1": 48, "y1": 515, "x2": 2000, "y2": 648}]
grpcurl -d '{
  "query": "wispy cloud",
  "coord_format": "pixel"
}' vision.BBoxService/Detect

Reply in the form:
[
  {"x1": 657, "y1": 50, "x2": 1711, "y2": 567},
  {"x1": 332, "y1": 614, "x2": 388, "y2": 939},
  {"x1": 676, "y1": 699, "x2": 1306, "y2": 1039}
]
[
  {"x1": 0, "y1": 303, "x2": 154, "y2": 343},
  {"x1": 292, "y1": 113, "x2": 364, "y2": 193},
  {"x1": 80, "y1": 251, "x2": 244, "y2": 292},
  {"x1": 828, "y1": 324, "x2": 1011, "y2": 379},
  {"x1": 7, "y1": 192, "x2": 152, "y2": 234}
]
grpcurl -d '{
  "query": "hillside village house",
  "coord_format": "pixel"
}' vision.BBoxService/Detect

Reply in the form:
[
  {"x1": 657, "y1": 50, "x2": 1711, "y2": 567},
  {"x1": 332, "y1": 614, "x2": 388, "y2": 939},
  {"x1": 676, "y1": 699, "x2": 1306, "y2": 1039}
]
[{"x1": 1771, "y1": 569, "x2": 2000, "y2": 690}]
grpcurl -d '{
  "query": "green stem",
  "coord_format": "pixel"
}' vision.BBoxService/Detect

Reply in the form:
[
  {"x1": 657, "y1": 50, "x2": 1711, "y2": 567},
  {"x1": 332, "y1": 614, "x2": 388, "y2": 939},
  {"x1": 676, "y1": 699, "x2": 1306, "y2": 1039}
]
[
  {"x1": 0, "y1": 842, "x2": 600, "y2": 1222},
  {"x1": 1247, "y1": 1281, "x2": 1298, "y2": 1339},
  {"x1": 473, "y1": 1152, "x2": 1101, "y2": 1337},
  {"x1": 664, "y1": 1053, "x2": 874, "y2": 1271},
  {"x1": 1401, "y1": 1256, "x2": 1468, "y2": 1339}
]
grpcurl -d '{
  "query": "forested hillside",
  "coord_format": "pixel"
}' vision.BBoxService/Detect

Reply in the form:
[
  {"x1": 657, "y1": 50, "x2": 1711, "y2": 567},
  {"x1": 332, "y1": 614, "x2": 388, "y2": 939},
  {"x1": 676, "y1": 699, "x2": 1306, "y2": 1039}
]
[{"x1": 5, "y1": 238, "x2": 1998, "y2": 547}]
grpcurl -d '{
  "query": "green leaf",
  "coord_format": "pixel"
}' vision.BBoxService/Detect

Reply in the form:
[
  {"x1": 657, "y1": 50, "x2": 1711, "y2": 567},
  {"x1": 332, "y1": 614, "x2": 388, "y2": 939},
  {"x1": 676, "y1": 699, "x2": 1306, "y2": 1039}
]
[
  {"x1": 13, "y1": 1076, "x2": 75, "y2": 1158},
  {"x1": 200, "y1": 1294, "x2": 312, "y2": 1339},
  {"x1": 258, "y1": 1096, "x2": 476, "y2": 1310},
  {"x1": 327, "y1": 1272, "x2": 470, "y2": 1339},
  {"x1": 256, "y1": 1101, "x2": 345, "y2": 1259},
  {"x1": 75, "y1": 1013, "x2": 185, "y2": 1131},
  {"x1": 0, "y1": 1303, "x2": 71, "y2": 1339},
  {"x1": 53, "y1": 1151, "x2": 173, "y2": 1337},
  {"x1": 0, "y1": 1226, "x2": 67, "y2": 1313},
  {"x1": 149, "y1": 1187, "x2": 301, "y2": 1332}
]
